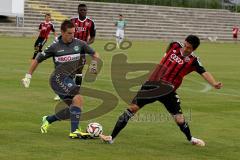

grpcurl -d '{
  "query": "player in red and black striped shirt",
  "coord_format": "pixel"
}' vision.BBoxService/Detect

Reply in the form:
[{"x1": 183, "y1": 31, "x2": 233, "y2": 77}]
[
  {"x1": 32, "y1": 13, "x2": 57, "y2": 59},
  {"x1": 100, "y1": 35, "x2": 223, "y2": 146},
  {"x1": 70, "y1": 4, "x2": 96, "y2": 44}
]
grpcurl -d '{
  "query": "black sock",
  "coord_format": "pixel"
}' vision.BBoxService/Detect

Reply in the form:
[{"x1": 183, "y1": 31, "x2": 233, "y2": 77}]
[
  {"x1": 70, "y1": 106, "x2": 81, "y2": 132},
  {"x1": 46, "y1": 115, "x2": 59, "y2": 124},
  {"x1": 111, "y1": 109, "x2": 134, "y2": 139},
  {"x1": 178, "y1": 122, "x2": 192, "y2": 141}
]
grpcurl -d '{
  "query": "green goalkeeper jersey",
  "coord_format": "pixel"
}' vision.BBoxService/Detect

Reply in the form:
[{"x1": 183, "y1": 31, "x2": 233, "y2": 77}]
[{"x1": 116, "y1": 20, "x2": 127, "y2": 30}]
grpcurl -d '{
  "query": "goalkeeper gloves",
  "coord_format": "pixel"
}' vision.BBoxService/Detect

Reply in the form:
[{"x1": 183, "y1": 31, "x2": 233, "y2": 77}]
[
  {"x1": 22, "y1": 73, "x2": 32, "y2": 88},
  {"x1": 89, "y1": 60, "x2": 97, "y2": 74}
]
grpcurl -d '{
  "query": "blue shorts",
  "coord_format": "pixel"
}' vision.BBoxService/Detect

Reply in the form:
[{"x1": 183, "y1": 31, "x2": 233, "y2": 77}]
[{"x1": 50, "y1": 73, "x2": 80, "y2": 100}]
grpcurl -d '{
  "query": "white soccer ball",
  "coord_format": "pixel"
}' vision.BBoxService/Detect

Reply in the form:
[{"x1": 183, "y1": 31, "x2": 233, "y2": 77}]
[{"x1": 86, "y1": 122, "x2": 103, "y2": 138}]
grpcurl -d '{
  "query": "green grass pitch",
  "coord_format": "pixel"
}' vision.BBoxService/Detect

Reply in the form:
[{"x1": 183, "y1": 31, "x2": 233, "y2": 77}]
[{"x1": 0, "y1": 36, "x2": 239, "y2": 160}]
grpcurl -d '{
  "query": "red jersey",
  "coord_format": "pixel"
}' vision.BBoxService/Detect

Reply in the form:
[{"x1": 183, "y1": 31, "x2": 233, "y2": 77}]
[
  {"x1": 38, "y1": 21, "x2": 55, "y2": 39},
  {"x1": 232, "y1": 27, "x2": 239, "y2": 35},
  {"x1": 70, "y1": 16, "x2": 96, "y2": 42},
  {"x1": 148, "y1": 42, "x2": 206, "y2": 90}
]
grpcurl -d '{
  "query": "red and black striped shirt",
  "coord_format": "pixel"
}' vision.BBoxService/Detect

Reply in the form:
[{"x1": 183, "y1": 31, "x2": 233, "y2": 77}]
[
  {"x1": 148, "y1": 42, "x2": 206, "y2": 90},
  {"x1": 38, "y1": 21, "x2": 55, "y2": 39},
  {"x1": 70, "y1": 16, "x2": 96, "y2": 42}
]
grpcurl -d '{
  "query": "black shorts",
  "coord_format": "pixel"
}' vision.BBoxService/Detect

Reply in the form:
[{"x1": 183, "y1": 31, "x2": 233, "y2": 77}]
[
  {"x1": 33, "y1": 37, "x2": 47, "y2": 59},
  {"x1": 34, "y1": 37, "x2": 47, "y2": 49},
  {"x1": 132, "y1": 81, "x2": 182, "y2": 115}
]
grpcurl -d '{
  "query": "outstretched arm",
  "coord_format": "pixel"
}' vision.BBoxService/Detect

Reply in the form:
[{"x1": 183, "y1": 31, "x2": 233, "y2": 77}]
[
  {"x1": 201, "y1": 72, "x2": 223, "y2": 89},
  {"x1": 22, "y1": 59, "x2": 39, "y2": 88}
]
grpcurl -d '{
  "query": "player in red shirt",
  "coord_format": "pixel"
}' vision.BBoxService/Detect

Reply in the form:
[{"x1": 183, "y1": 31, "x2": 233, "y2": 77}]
[
  {"x1": 32, "y1": 13, "x2": 57, "y2": 59},
  {"x1": 70, "y1": 4, "x2": 96, "y2": 44},
  {"x1": 232, "y1": 25, "x2": 239, "y2": 42},
  {"x1": 100, "y1": 35, "x2": 223, "y2": 146}
]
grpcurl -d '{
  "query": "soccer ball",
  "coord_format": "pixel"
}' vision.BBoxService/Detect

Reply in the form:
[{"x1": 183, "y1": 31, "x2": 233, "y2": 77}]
[{"x1": 86, "y1": 122, "x2": 103, "y2": 138}]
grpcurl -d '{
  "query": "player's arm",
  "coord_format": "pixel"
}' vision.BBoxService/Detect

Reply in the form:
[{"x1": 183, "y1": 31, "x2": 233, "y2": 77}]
[
  {"x1": 22, "y1": 45, "x2": 54, "y2": 88},
  {"x1": 123, "y1": 21, "x2": 127, "y2": 29},
  {"x1": 88, "y1": 21, "x2": 96, "y2": 44},
  {"x1": 83, "y1": 42, "x2": 100, "y2": 74},
  {"x1": 193, "y1": 58, "x2": 223, "y2": 89},
  {"x1": 201, "y1": 72, "x2": 223, "y2": 89},
  {"x1": 51, "y1": 24, "x2": 58, "y2": 41}
]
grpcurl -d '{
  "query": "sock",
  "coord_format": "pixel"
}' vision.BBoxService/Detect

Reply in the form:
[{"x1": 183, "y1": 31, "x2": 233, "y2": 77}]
[
  {"x1": 70, "y1": 106, "x2": 81, "y2": 132},
  {"x1": 111, "y1": 109, "x2": 134, "y2": 139},
  {"x1": 55, "y1": 107, "x2": 70, "y2": 120},
  {"x1": 46, "y1": 115, "x2": 59, "y2": 124},
  {"x1": 178, "y1": 121, "x2": 192, "y2": 141}
]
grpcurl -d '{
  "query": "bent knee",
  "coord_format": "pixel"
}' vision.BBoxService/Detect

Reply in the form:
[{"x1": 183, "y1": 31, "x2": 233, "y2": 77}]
[
  {"x1": 173, "y1": 114, "x2": 185, "y2": 124},
  {"x1": 72, "y1": 95, "x2": 83, "y2": 107},
  {"x1": 129, "y1": 104, "x2": 140, "y2": 113}
]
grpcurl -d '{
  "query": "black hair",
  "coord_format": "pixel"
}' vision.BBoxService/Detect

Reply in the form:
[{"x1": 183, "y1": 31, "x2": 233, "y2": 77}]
[
  {"x1": 119, "y1": 14, "x2": 123, "y2": 17},
  {"x1": 61, "y1": 20, "x2": 74, "y2": 32},
  {"x1": 185, "y1": 35, "x2": 200, "y2": 50},
  {"x1": 45, "y1": 13, "x2": 51, "y2": 17},
  {"x1": 78, "y1": 4, "x2": 87, "y2": 8}
]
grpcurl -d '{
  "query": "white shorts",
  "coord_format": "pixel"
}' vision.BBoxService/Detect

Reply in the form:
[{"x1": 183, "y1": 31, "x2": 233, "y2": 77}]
[{"x1": 116, "y1": 29, "x2": 124, "y2": 39}]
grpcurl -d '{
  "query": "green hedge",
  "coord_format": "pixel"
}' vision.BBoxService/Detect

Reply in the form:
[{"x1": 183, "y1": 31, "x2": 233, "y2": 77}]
[{"x1": 86, "y1": 0, "x2": 223, "y2": 9}]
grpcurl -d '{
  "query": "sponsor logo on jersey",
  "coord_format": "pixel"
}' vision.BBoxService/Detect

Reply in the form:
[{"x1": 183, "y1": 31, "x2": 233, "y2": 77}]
[
  {"x1": 55, "y1": 53, "x2": 80, "y2": 62},
  {"x1": 169, "y1": 54, "x2": 183, "y2": 64},
  {"x1": 77, "y1": 27, "x2": 86, "y2": 32}
]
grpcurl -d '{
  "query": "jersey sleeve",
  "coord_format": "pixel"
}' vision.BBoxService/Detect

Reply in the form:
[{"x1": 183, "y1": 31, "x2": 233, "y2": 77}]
[
  {"x1": 51, "y1": 24, "x2": 55, "y2": 32},
  {"x1": 90, "y1": 20, "x2": 96, "y2": 37},
  {"x1": 36, "y1": 44, "x2": 55, "y2": 63},
  {"x1": 165, "y1": 41, "x2": 182, "y2": 53},
  {"x1": 192, "y1": 57, "x2": 206, "y2": 74},
  {"x1": 39, "y1": 23, "x2": 42, "y2": 30}
]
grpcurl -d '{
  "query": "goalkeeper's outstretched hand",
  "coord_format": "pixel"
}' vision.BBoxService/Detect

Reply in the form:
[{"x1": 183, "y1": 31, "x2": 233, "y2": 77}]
[{"x1": 22, "y1": 73, "x2": 32, "y2": 88}]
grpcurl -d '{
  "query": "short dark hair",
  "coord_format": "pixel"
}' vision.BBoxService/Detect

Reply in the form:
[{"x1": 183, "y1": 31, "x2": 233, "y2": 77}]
[
  {"x1": 61, "y1": 20, "x2": 74, "y2": 32},
  {"x1": 119, "y1": 14, "x2": 123, "y2": 17},
  {"x1": 185, "y1": 35, "x2": 200, "y2": 50},
  {"x1": 45, "y1": 13, "x2": 51, "y2": 17},
  {"x1": 78, "y1": 4, "x2": 87, "y2": 8}
]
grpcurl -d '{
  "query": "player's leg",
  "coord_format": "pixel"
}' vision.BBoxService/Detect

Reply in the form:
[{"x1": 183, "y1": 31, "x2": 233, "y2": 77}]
[
  {"x1": 100, "y1": 82, "x2": 158, "y2": 143},
  {"x1": 32, "y1": 37, "x2": 41, "y2": 59},
  {"x1": 70, "y1": 94, "x2": 83, "y2": 132},
  {"x1": 100, "y1": 103, "x2": 139, "y2": 143},
  {"x1": 159, "y1": 92, "x2": 205, "y2": 146},
  {"x1": 119, "y1": 30, "x2": 124, "y2": 45},
  {"x1": 41, "y1": 97, "x2": 72, "y2": 133},
  {"x1": 116, "y1": 29, "x2": 120, "y2": 48},
  {"x1": 69, "y1": 94, "x2": 90, "y2": 139}
]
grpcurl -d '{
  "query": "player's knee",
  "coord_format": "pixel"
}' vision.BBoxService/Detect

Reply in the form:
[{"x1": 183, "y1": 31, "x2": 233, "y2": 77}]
[
  {"x1": 129, "y1": 104, "x2": 140, "y2": 113},
  {"x1": 72, "y1": 95, "x2": 83, "y2": 107},
  {"x1": 173, "y1": 114, "x2": 185, "y2": 124}
]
